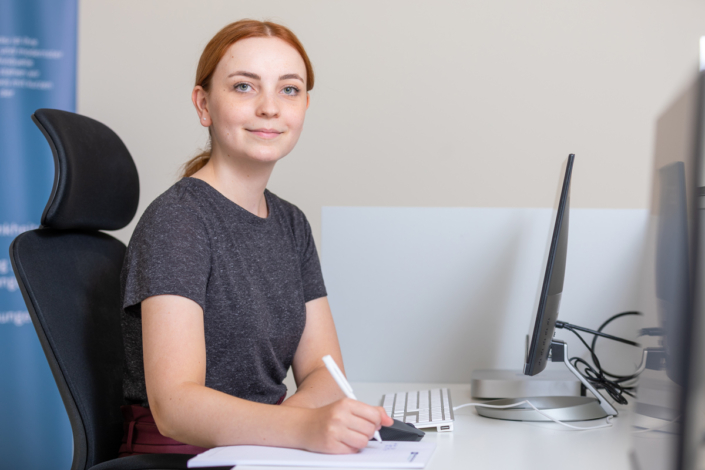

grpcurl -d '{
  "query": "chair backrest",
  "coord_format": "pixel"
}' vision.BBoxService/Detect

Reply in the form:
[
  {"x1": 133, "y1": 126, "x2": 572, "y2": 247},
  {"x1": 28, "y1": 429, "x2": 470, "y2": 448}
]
[{"x1": 9, "y1": 108, "x2": 139, "y2": 470}]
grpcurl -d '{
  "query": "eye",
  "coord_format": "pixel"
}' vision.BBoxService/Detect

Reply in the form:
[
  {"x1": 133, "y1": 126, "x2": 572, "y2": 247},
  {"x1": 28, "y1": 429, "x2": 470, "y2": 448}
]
[
  {"x1": 234, "y1": 82, "x2": 252, "y2": 92},
  {"x1": 282, "y1": 86, "x2": 300, "y2": 96}
]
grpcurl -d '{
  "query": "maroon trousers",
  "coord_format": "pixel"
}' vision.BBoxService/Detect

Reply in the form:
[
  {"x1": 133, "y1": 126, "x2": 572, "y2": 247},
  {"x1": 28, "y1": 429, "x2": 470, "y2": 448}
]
[
  {"x1": 119, "y1": 405, "x2": 208, "y2": 457},
  {"x1": 119, "y1": 395, "x2": 286, "y2": 457}
]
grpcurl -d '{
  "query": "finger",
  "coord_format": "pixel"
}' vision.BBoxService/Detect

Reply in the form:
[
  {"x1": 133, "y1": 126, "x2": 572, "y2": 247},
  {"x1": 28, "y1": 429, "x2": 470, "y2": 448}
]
[
  {"x1": 348, "y1": 402, "x2": 384, "y2": 427},
  {"x1": 344, "y1": 414, "x2": 379, "y2": 438},
  {"x1": 328, "y1": 441, "x2": 362, "y2": 455},
  {"x1": 376, "y1": 406, "x2": 394, "y2": 426},
  {"x1": 339, "y1": 428, "x2": 372, "y2": 451}
]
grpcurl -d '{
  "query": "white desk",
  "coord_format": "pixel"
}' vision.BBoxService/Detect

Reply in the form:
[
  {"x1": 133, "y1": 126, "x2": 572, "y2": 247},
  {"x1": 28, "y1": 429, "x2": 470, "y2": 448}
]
[{"x1": 249, "y1": 382, "x2": 632, "y2": 470}]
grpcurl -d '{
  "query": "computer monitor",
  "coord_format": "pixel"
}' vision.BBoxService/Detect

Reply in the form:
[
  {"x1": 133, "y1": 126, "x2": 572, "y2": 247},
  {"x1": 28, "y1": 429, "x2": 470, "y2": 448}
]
[
  {"x1": 477, "y1": 153, "x2": 619, "y2": 421},
  {"x1": 629, "y1": 41, "x2": 705, "y2": 470},
  {"x1": 678, "y1": 61, "x2": 705, "y2": 470},
  {"x1": 655, "y1": 162, "x2": 691, "y2": 387},
  {"x1": 523, "y1": 154, "x2": 573, "y2": 377}
]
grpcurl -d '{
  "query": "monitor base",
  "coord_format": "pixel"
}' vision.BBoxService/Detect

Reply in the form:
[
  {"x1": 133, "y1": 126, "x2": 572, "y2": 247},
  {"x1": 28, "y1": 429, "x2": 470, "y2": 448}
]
[
  {"x1": 470, "y1": 369, "x2": 582, "y2": 399},
  {"x1": 476, "y1": 339, "x2": 618, "y2": 421},
  {"x1": 475, "y1": 396, "x2": 608, "y2": 421}
]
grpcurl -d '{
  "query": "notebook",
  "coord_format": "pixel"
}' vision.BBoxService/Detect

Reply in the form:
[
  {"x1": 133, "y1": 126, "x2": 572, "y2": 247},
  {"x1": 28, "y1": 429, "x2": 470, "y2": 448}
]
[{"x1": 187, "y1": 441, "x2": 437, "y2": 468}]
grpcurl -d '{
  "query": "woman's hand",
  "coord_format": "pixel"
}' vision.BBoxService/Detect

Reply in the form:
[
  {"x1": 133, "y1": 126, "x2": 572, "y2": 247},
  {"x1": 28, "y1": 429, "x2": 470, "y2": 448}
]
[{"x1": 301, "y1": 398, "x2": 393, "y2": 454}]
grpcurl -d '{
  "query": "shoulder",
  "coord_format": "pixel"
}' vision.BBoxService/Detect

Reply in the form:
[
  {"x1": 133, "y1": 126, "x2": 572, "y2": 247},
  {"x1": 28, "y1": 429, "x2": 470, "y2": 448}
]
[
  {"x1": 141, "y1": 178, "x2": 204, "y2": 223},
  {"x1": 121, "y1": 179, "x2": 213, "y2": 313},
  {"x1": 267, "y1": 190, "x2": 310, "y2": 229},
  {"x1": 130, "y1": 178, "x2": 210, "y2": 245},
  {"x1": 266, "y1": 190, "x2": 317, "y2": 257}
]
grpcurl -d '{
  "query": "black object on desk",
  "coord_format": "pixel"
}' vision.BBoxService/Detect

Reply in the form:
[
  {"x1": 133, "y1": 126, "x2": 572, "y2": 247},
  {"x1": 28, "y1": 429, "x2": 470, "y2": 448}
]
[{"x1": 378, "y1": 419, "x2": 425, "y2": 441}]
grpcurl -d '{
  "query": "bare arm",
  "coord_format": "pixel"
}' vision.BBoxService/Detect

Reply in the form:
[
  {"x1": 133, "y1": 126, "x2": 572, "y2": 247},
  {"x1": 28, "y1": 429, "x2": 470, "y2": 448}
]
[
  {"x1": 282, "y1": 297, "x2": 362, "y2": 409},
  {"x1": 142, "y1": 294, "x2": 390, "y2": 453}
]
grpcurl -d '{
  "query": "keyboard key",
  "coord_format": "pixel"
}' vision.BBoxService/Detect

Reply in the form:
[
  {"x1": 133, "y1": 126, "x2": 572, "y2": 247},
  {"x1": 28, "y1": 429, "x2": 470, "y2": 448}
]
[
  {"x1": 393, "y1": 394, "x2": 406, "y2": 416},
  {"x1": 442, "y1": 388, "x2": 450, "y2": 420},
  {"x1": 407, "y1": 391, "x2": 418, "y2": 411},
  {"x1": 383, "y1": 394, "x2": 394, "y2": 407}
]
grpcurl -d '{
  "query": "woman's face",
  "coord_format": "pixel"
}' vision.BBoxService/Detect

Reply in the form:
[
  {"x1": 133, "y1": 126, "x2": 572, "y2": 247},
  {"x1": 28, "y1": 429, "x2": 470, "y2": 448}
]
[{"x1": 194, "y1": 37, "x2": 309, "y2": 164}]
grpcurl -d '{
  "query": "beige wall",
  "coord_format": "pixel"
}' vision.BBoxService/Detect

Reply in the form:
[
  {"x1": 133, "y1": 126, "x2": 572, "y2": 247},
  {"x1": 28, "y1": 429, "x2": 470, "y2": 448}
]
[{"x1": 77, "y1": 0, "x2": 705, "y2": 246}]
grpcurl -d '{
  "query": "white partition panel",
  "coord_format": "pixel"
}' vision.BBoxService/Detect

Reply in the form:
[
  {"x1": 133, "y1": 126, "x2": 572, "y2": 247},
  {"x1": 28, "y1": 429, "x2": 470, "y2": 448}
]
[{"x1": 322, "y1": 207, "x2": 649, "y2": 383}]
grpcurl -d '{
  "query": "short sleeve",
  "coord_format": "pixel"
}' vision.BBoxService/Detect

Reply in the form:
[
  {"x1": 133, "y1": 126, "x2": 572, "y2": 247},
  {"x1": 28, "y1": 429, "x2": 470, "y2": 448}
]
[
  {"x1": 292, "y1": 210, "x2": 327, "y2": 303},
  {"x1": 121, "y1": 197, "x2": 211, "y2": 315}
]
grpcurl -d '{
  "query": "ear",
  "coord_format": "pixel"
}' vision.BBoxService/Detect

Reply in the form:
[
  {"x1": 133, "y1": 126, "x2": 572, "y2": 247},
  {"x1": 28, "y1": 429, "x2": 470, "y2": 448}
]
[
  {"x1": 192, "y1": 86, "x2": 211, "y2": 127},
  {"x1": 306, "y1": 92, "x2": 310, "y2": 110}
]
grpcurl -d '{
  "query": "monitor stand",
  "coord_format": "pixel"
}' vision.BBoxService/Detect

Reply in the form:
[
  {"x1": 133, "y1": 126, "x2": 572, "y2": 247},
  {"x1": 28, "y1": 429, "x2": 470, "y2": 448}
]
[{"x1": 476, "y1": 339, "x2": 618, "y2": 421}]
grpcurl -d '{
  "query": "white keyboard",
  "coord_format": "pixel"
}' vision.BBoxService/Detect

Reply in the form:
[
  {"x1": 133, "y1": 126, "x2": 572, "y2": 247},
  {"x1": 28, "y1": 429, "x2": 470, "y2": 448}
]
[{"x1": 382, "y1": 388, "x2": 455, "y2": 432}]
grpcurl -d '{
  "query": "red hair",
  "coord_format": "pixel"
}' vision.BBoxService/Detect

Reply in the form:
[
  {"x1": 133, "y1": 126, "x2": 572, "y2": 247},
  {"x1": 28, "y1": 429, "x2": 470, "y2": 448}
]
[{"x1": 182, "y1": 20, "x2": 314, "y2": 178}]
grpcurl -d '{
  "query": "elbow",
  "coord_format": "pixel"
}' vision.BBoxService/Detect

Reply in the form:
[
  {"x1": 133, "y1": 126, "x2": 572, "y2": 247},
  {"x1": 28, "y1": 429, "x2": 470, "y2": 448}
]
[
  {"x1": 148, "y1": 400, "x2": 179, "y2": 440},
  {"x1": 146, "y1": 383, "x2": 204, "y2": 444},
  {"x1": 145, "y1": 381, "x2": 204, "y2": 444},
  {"x1": 146, "y1": 385, "x2": 193, "y2": 441}
]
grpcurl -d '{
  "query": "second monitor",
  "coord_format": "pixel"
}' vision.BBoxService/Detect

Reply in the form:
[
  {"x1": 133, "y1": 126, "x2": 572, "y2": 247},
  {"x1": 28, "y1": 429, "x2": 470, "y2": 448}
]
[{"x1": 477, "y1": 154, "x2": 619, "y2": 422}]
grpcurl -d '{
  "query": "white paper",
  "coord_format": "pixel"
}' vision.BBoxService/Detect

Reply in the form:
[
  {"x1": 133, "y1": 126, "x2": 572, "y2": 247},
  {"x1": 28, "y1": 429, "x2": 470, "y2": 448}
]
[{"x1": 187, "y1": 441, "x2": 436, "y2": 468}]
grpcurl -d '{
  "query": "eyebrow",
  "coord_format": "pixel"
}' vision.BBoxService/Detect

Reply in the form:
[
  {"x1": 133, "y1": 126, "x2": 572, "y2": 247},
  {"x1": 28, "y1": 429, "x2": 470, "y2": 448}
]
[
  {"x1": 228, "y1": 71, "x2": 304, "y2": 83},
  {"x1": 228, "y1": 71, "x2": 260, "y2": 80},
  {"x1": 279, "y1": 73, "x2": 304, "y2": 83}
]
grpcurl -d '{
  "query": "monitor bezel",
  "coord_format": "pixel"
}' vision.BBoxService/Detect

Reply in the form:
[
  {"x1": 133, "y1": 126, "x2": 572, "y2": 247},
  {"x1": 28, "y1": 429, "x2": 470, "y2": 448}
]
[{"x1": 524, "y1": 153, "x2": 575, "y2": 376}]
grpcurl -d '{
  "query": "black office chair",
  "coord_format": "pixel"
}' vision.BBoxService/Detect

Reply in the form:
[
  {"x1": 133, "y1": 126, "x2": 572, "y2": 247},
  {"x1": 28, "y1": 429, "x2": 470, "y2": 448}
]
[{"x1": 9, "y1": 109, "x2": 227, "y2": 470}]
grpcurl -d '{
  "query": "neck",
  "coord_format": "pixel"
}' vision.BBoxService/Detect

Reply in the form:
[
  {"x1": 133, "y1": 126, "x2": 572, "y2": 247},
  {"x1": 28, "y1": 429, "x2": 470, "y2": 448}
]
[{"x1": 191, "y1": 149, "x2": 276, "y2": 218}]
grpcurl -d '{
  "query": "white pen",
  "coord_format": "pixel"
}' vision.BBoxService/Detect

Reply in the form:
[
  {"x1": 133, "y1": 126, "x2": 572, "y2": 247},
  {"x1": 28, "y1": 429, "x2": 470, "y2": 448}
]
[{"x1": 322, "y1": 355, "x2": 383, "y2": 442}]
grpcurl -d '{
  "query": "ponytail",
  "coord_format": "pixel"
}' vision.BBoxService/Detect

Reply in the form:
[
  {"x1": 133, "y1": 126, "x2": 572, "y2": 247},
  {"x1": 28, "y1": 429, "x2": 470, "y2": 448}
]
[{"x1": 182, "y1": 148, "x2": 211, "y2": 178}]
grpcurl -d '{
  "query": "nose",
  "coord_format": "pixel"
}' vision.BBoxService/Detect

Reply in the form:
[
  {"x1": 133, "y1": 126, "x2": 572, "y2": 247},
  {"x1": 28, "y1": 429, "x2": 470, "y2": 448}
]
[{"x1": 256, "y1": 90, "x2": 280, "y2": 119}]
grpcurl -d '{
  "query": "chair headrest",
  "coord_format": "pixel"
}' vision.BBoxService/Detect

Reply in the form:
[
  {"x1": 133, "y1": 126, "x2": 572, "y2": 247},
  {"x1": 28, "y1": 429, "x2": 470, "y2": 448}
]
[{"x1": 32, "y1": 109, "x2": 139, "y2": 231}]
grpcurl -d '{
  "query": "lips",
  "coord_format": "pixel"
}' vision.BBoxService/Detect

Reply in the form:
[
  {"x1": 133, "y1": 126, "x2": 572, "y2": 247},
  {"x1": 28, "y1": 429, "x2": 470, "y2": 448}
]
[{"x1": 247, "y1": 128, "x2": 282, "y2": 139}]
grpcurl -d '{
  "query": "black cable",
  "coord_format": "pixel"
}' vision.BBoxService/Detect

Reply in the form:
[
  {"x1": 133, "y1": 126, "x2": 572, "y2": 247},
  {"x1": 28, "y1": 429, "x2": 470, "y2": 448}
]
[
  {"x1": 553, "y1": 312, "x2": 644, "y2": 405},
  {"x1": 590, "y1": 311, "x2": 642, "y2": 352},
  {"x1": 555, "y1": 319, "x2": 639, "y2": 346},
  {"x1": 562, "y1": 325, "x2": 633, "y2": 405},
  {"x1": 590, "y1": 311, "x2": 642, "y2": 380}
]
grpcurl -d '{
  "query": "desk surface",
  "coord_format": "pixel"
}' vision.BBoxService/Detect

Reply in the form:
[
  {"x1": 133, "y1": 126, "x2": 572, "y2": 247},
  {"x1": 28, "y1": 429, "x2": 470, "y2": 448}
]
[{"x1": 246, "y1": 382, "x2": 632, "y2": 470}]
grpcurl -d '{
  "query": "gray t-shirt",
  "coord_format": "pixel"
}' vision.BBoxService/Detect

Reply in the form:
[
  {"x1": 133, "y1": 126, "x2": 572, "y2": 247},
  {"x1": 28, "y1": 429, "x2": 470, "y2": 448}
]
[{"x1": 121, "y1": 177, "x2": 327, "y2": 407}]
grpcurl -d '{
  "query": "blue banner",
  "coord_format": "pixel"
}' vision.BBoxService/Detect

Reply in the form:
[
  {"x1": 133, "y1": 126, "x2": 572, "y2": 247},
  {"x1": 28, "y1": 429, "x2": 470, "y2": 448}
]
[{"x1": 0, "y1": 1, "x2": 77, "y2": 468}]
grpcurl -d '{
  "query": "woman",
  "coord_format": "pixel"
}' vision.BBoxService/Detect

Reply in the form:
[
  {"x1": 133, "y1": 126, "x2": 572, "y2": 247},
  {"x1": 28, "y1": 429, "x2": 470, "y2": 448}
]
[{"x1": 119, "y1": 19, "x2": 392, "y2": 456}]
